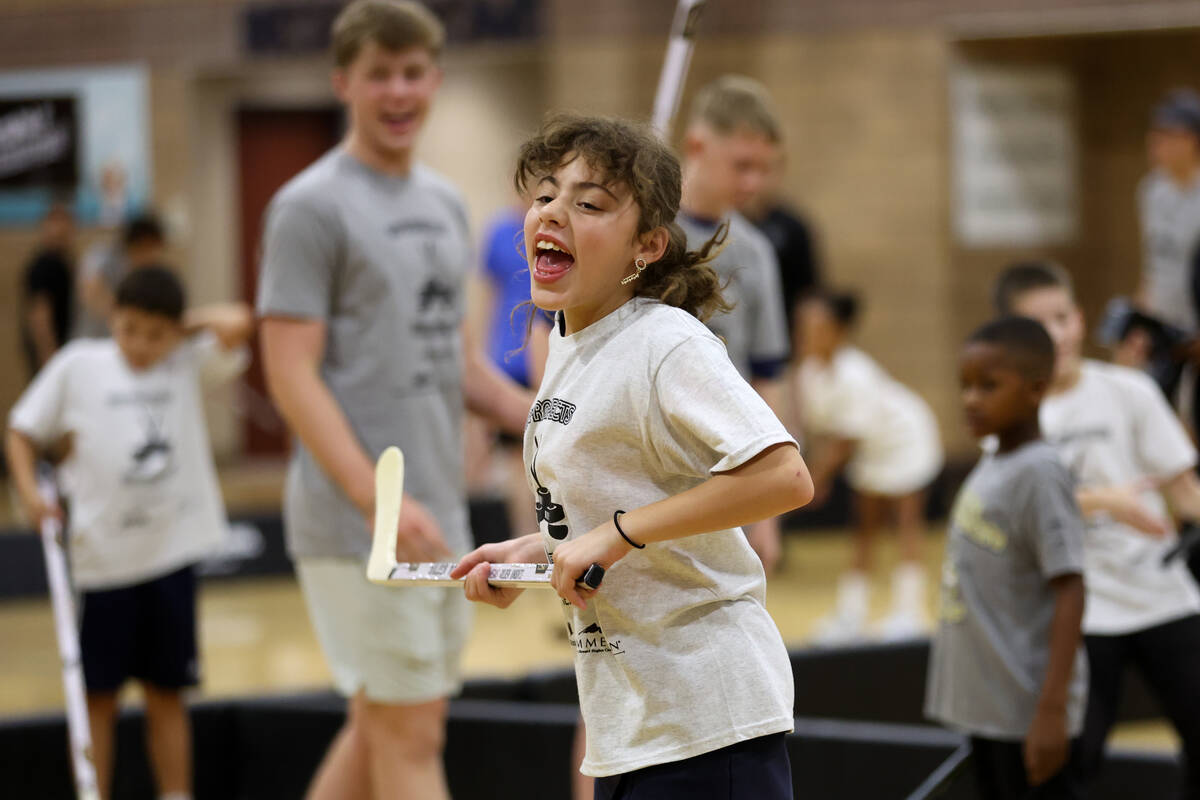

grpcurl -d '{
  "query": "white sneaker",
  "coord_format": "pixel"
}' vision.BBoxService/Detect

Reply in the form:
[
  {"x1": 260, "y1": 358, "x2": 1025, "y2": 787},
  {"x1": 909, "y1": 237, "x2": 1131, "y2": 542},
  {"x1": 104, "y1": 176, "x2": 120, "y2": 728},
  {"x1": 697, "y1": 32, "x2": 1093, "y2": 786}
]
[
  {"x1": 809, "y1": 571, "x2": 870, "y2": 647},
  {"x1": 873, "y1": 608, "x2": 930, "y2": 641},
  {"x1": 810, "y1": 612, "x2": 868, "y2": 647},
  {"x1": 873, "y1": 563, "x2": 931, "y2": 641}
]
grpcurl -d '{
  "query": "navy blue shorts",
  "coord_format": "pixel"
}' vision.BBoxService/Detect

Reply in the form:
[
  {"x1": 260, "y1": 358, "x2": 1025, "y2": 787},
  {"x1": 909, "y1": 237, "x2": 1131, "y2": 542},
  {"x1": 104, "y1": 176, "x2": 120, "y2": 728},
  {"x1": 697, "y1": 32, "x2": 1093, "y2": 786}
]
[
  {"x1": 80, "y1": 565, "x2": 199, "y2": 693},
  {"x1": 594, "y1": 733, "x2": 792, "y2": 800}
]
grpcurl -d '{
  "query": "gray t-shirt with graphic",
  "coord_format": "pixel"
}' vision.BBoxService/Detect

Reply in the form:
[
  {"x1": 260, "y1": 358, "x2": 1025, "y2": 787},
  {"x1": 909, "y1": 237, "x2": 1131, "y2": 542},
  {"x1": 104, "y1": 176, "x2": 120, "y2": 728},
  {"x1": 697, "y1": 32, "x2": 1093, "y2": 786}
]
[
  {"x1": 676, "y1": 211, "x2": 789, "y2": 380},
  {"x1": 925, "y1": 439, "x2": 1087, "y2": 740},
  {"x1": 256, "y1": 149, "x2": 472, "y2": 559},
  {"x1": 526, "y1": 298, "x2": 796, "y2": 777}
]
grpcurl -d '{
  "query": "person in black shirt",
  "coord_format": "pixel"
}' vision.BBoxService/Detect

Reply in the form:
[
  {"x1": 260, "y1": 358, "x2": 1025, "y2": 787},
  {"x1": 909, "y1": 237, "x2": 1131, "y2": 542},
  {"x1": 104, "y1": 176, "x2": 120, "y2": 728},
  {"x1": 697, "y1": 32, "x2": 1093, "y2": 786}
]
[
  {"x1": 20, "y1": 203, "x2": 75, "y2": 378},
  {"x1": 740, "y1": 150, "x2": 821, "y2": 339}
]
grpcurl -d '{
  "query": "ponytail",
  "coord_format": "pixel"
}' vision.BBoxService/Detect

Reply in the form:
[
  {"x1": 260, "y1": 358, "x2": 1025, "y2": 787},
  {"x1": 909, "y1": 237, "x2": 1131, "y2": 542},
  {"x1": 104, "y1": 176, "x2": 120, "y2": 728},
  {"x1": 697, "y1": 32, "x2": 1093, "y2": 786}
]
[{"x1": 633, "y1": 221, "x2": 732, "y2": 322}]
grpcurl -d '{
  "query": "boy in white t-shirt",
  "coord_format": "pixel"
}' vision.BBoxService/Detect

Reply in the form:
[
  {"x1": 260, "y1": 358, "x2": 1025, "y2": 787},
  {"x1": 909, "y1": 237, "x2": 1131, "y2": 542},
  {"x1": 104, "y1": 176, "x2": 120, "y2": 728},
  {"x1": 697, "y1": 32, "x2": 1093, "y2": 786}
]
[
  {"x1": 452, "y1": 115, "x2": 812, "y2": 799},
  {"x1": 995, "y1": 260, "x2": 1200, "y2": 798},
  {"x1": 6, "y1": 266, "x2": 251, "y2": 800}
]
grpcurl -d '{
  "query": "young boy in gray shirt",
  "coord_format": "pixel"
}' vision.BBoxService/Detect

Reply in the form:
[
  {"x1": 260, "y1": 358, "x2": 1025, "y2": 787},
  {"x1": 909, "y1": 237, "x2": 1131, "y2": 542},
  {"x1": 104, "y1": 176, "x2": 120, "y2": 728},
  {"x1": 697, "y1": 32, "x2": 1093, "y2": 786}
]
[{"x1": 926, "y1": 316, "x2": 1087, "y2": 800}]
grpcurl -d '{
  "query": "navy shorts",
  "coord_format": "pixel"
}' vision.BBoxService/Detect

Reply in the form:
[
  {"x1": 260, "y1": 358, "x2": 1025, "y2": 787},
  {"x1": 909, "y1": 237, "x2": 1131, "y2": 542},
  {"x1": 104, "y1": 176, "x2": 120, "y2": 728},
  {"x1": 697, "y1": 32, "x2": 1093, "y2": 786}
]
[
  {"x1": 594, "y1": 733, "x2": 792, "y2": 800},
  {"x1": 80, "y1": 565, "x2": 199, "y2": 693}
]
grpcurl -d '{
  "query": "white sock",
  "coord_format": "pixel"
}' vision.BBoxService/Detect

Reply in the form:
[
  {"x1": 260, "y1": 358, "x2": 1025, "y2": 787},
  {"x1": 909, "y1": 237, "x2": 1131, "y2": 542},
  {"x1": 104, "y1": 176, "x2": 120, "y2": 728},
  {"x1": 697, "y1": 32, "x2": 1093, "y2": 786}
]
[
  {"x1": 891, "y1": 562, "x2": 927, "y2": 617},
  {"x1": 836, "y1": 571, "x2": 870, "y2": 627}
]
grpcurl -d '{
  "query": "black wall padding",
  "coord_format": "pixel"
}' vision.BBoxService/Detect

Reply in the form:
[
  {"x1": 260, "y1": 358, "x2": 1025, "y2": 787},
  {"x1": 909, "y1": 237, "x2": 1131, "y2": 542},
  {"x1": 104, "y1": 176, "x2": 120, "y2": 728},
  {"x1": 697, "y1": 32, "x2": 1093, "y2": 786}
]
[
  {"x1": 787, "y1": 717, "x2": 961, "y2": 797},
  {"x1": 0, "y1": 704, "x2": 242, "y2": 800},
  {"x1": 461, "y1": 643, "x2": 1166, "y2": 726},
  {"x1": 785, "y1": 641, "x2": 1165, "y2": 726}
]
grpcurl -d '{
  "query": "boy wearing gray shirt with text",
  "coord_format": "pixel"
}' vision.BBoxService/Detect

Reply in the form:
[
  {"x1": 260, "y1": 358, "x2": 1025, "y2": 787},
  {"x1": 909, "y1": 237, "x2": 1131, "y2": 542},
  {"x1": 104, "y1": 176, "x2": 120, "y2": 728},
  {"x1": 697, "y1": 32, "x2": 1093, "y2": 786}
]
[{"x1": 926, "y1": 317, "x2": 1087, "y2": 800}]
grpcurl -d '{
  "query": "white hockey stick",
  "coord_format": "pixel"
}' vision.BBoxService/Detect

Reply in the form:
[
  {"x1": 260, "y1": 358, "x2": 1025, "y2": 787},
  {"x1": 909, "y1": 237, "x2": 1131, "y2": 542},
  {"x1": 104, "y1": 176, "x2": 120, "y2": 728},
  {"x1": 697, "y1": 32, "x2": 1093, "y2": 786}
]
[
  {"x1": 37, "y1": 476, "x2": 101, "y2": 800},
  {"x1": 365, "y1": 447, "x2": 604, "y2": 589},
  {"x1": 650, "y1": 0, "x2": 708, "y2": 138}
]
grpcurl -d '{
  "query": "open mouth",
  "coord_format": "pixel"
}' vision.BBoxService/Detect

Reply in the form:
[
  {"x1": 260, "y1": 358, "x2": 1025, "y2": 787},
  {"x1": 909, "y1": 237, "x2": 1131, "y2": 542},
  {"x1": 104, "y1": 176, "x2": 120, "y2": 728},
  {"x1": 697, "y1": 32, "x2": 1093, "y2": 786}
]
[
  {"x1": 533, "y1": 236, "x2": 575, "y2": 283},
  {"x1": 381, "y1": 111, "x2": 418, "y2": 135}
]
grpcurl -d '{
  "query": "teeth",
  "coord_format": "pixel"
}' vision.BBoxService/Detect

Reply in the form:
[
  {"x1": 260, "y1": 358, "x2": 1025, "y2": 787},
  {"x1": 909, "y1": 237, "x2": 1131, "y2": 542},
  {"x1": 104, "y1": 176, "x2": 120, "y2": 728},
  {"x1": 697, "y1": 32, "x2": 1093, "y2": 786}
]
[{"x1": 536, "y1": 240, "x2": 567, "y2": 254}]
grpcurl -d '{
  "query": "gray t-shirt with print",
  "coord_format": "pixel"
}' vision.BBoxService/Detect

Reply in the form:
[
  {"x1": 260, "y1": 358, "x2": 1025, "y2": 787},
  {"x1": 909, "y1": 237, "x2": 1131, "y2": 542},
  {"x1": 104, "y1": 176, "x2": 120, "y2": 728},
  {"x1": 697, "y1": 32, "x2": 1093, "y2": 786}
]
[
  {"x1": 925, "y1": 439, "x2": 1087, "y2": 740},
  {"x1": 256, "y1": 149, "x2": 472, "y2": 559},
  {"x1": 676, "y1": 210, "x2": 789, "y2": 380},
  {"x1": 526, "y1": 298, "x2": 796, "y2": 777}
]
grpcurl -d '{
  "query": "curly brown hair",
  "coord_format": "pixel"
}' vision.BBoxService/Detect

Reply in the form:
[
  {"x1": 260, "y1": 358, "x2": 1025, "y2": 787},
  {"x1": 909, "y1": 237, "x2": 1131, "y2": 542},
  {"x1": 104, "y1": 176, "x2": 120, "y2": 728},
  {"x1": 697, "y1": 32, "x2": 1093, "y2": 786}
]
[{"x1": 515, "y1": 113, "x2": 731, "y2": 322}]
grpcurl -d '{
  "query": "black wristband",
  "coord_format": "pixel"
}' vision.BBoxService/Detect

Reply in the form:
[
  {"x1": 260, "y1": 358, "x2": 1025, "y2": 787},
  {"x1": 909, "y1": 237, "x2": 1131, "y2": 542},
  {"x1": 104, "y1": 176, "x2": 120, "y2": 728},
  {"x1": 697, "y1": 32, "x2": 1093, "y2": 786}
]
[{"x1": 613, "y1": 509, "x2": 645, "y2": 549}]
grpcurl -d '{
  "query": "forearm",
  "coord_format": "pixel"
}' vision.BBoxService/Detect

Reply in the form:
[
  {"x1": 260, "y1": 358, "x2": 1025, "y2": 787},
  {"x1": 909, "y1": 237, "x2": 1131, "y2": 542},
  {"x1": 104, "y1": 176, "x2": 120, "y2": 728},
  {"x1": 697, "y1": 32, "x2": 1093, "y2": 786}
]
[
  {"x1": 1165, "y1": 470, "x2": 1200, "y2": 521},
  {"x1": 5, "y1": 429, "x2": 43, "y2": 512},
  {"x1": 463, "y1": 346, "x2": 533, "y2": 436},
  {"x1": 1038, "y1": 574, "x2": 1085, "y2": 714},
  {"x1": 266, "y1": 365, "x2": 374, "y2": 514},
  {"x1": 183, "y1": 303, "x2": 254, "y2": 349},
  {"x1": 617, "y1": 442, "x2": 812, "y2": 546},
  {"x1": 1075, "y1": 488, "x2": 1104, "y2": 517}
]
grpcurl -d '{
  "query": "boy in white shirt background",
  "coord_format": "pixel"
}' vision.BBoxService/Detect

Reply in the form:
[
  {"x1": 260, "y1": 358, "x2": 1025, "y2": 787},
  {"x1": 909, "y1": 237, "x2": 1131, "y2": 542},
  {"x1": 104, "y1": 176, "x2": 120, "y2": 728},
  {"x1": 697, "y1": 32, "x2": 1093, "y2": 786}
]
[
  {"x1": 6, "y1": 266, "x2": 251, "y2": 800},
  {"x1": 996, "y1": 260, "x2": 1200, "y2": 799}
]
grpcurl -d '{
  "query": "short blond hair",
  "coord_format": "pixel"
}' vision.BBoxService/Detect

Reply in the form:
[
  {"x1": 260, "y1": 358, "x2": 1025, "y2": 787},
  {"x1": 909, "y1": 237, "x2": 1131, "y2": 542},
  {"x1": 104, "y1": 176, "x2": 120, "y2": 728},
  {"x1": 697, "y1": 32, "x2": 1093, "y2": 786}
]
[
  {"x1": 332, "y1": 0, "x2": 445, "y2": 67},
  {"x1": 688, "y1": 75, "x2": 782, "y2": 143}
]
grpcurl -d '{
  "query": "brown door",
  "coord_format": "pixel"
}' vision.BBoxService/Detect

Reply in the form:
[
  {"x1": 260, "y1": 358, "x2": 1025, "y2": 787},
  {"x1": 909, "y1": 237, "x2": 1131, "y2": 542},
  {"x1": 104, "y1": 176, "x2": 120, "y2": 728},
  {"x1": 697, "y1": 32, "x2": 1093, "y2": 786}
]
[{"x1": 237, "y1": 107, "x2": 341, "y2": 456}]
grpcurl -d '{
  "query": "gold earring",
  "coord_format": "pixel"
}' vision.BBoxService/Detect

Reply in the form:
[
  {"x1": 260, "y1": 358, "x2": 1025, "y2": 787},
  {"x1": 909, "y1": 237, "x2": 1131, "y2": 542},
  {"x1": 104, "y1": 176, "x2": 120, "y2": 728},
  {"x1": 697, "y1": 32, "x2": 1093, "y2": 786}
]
[{"x1": 621, "y1": 258, "x2": 648, "y2": 286}]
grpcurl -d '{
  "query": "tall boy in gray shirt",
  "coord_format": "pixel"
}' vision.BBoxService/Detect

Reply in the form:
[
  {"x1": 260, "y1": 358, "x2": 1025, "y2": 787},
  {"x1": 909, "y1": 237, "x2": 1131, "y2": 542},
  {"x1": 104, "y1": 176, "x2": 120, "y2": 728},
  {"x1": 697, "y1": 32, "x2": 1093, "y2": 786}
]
[
  {"x1": 679, "y1": 75, "x2": 791, "y2": 574},
  {"x1": 256, "y1": 3, "x2": 529, "y2": 799},
  {"x1": 926, "y1": 317, "x2": 1087, "y2": 800}
]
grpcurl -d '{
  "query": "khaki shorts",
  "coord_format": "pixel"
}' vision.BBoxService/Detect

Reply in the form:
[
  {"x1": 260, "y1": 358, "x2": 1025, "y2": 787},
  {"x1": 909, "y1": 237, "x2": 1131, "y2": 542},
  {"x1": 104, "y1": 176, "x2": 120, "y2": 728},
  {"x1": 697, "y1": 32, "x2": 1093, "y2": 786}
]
[{"x1": 295, "y1": 558, "x2": 473, "y2": 704}]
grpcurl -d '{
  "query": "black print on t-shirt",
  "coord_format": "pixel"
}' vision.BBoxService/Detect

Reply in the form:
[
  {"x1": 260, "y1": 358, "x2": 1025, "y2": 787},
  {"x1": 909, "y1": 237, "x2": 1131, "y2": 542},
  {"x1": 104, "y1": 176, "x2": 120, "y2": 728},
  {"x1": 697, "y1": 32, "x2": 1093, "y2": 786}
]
[
  {"x1": 527, "y1": 397, "x2": 576, "y2": 427},
  {"x1": 574, "y1": 623, "x2": 624, "y2": 655},
  {"x1": 530, "y1": 439, "x2": 568, "y2": 541},
  {"x1": 529, "y1": 439, "x2": 623, "y2": 656},
  {"x1": 409, "y1": 246, "x2": 460, "y2": 387},
  {"x1": 110, "y1": 390, "x2": 175, "y2": 484},
  {"x1": 419, "y1": 278, "x2": 457, "y2": 311}
]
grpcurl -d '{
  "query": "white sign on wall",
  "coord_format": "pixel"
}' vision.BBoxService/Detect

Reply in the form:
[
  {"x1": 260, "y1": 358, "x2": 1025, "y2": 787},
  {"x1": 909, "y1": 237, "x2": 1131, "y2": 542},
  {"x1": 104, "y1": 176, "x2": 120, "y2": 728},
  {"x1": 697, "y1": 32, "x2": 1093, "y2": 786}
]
[
  {"x1": 952, "y1": 64, "x2": 1078, "y2": 247},
  {"x1": 0, "y1": 64, "x2": 150, "y2": 227}
]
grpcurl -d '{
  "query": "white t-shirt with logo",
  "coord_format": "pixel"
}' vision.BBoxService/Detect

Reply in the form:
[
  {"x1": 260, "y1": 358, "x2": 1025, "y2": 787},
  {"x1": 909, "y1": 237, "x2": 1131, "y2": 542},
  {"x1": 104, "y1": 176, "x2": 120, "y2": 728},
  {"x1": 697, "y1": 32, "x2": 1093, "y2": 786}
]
[
  {"x1": 798, "y1": 346, "x2": 943, "y2": 495},
  {"x1": 1040, "y1": 360, "x2": 1200, "y2": 635},
  {"x1": 9, "y1": 333, "x2": 248, "y2": 590},
  {"x1": 524, "y1": 298, "x2": 796, "y2": 777}
]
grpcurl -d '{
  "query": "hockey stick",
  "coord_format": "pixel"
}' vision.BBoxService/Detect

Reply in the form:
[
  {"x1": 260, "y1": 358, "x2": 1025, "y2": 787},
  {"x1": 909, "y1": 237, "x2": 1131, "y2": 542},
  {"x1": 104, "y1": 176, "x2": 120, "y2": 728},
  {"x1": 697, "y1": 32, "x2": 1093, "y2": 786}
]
[
  {"x1": 365, "y1": 447, "x2": 604, "y2": 589},
  {"x1": 651, "y1": 0, "x2": 707, "y2": 138},
  {"x1": 37, "y1": 474, "x2": 101, "y2": 800}
]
